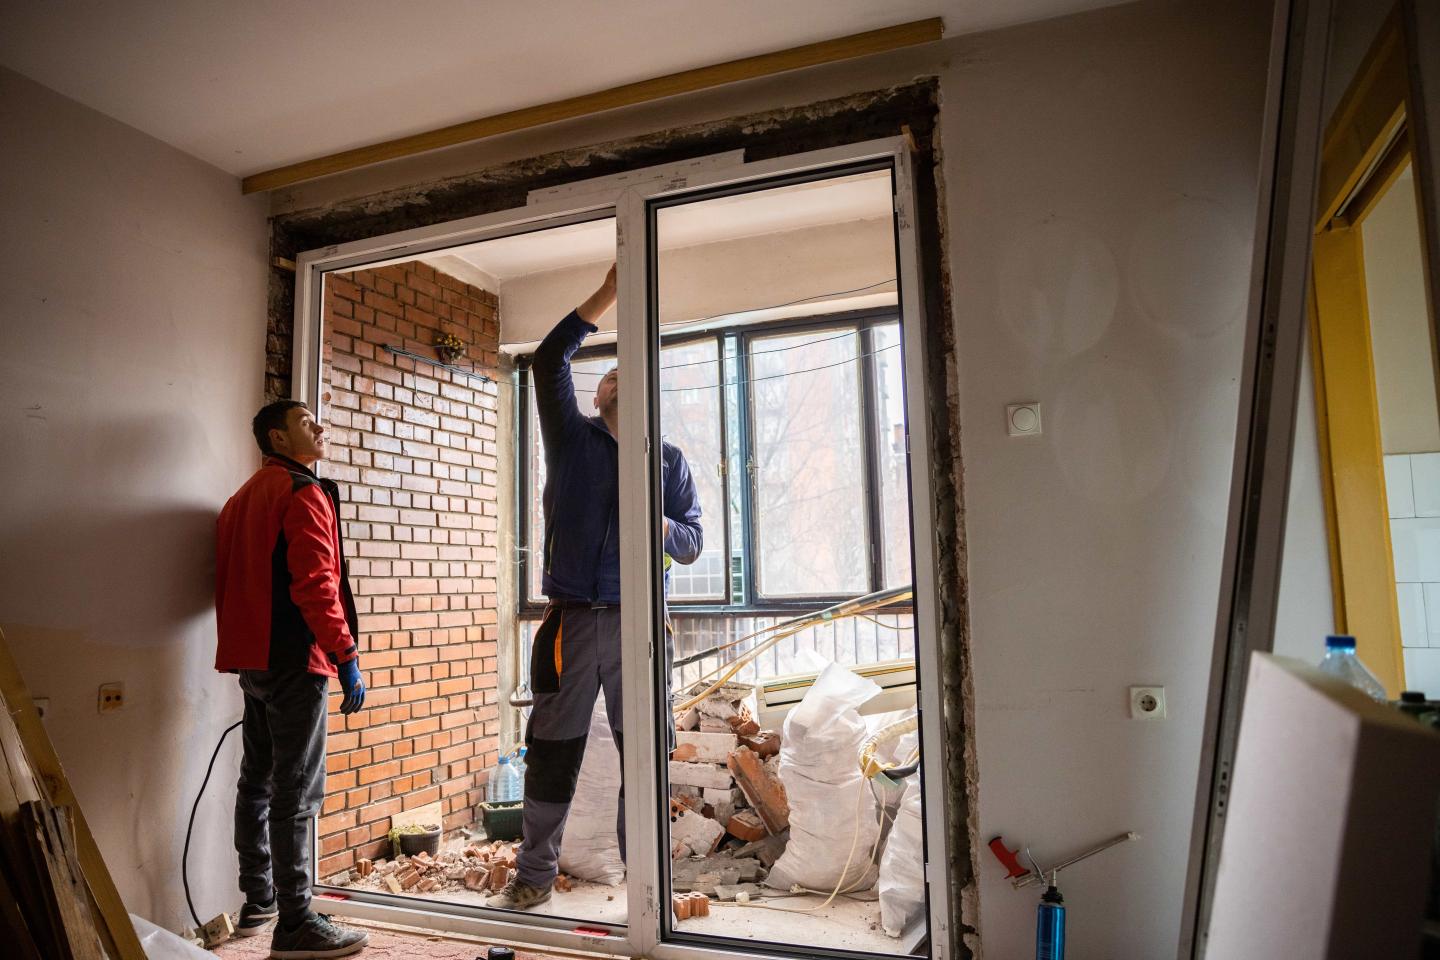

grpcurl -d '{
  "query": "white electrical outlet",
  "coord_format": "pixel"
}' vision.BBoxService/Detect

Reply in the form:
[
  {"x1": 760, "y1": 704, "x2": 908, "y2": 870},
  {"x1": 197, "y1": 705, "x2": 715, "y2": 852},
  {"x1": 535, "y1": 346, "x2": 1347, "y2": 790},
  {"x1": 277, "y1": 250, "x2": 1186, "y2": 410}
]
[
  {"x1": 1130, "y1": 686, "x2": 1166, "y2": 720},
  {"x1": 98, "y1": 682, "x2": 124, "y2": 713},
  {"x1": 1006, "y1": 402, "x2": 1042, "y2": 437}
]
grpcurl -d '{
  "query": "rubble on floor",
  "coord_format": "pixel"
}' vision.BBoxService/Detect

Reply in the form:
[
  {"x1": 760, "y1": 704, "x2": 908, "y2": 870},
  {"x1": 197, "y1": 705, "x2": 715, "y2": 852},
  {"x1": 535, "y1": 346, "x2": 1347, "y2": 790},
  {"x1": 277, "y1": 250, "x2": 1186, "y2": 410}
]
[
  {"x1": 668, "y1": 681, "x2": 797, "y2": 918},
  {"x1": 671, "y1": 681, "x2": 789, "y2": 841},
  {"x1": 329, "y1": 840, "x2": 574, "y2": 898}
]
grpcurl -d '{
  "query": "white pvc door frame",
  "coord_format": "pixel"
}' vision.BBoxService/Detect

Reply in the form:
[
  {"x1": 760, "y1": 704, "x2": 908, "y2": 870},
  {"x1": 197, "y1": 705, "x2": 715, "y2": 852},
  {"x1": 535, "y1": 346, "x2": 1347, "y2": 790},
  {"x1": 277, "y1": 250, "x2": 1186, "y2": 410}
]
[{"x1": 291, "y1": 136, "x2": 952, "y2": 960}]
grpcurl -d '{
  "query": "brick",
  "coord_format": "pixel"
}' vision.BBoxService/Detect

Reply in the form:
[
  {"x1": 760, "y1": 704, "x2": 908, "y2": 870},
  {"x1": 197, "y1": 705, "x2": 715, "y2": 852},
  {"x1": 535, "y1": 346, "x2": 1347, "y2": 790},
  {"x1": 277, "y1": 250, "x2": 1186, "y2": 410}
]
[
  {"x1": 674, "y1": 731, "x2": 740, "y2": 764},
  {"x1": 727, "y1": 749, "x2": 789, "y2": 834},
  {"x1": 726, "y1": 809, "x2": 767, "y2": 842},
  {"x1": 669, "y1": 761, "x2": 734, "y2": 790},
  {"x1": 358, "y1": 761, "x2": 400, "y2": 785}
]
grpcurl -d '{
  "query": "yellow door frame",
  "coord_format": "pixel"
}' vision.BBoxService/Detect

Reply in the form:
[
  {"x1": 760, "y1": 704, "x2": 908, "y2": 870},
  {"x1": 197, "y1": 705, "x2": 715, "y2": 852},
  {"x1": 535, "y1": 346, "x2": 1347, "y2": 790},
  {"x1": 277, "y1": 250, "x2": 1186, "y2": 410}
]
[{"x1": 1309, "y1": 6, "x2": 1437, "y2": 694}]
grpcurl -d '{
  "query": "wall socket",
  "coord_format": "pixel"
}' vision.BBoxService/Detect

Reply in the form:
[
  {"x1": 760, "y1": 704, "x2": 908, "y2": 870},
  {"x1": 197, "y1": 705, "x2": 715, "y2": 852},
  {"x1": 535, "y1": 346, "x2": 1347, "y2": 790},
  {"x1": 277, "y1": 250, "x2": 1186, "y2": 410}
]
[
  {"x1": 98, "y1": 682, "x2": 124, "y2": 713},
  {"x1": 1130, "y1": 686, "x2": 1166, "y2": 720}
]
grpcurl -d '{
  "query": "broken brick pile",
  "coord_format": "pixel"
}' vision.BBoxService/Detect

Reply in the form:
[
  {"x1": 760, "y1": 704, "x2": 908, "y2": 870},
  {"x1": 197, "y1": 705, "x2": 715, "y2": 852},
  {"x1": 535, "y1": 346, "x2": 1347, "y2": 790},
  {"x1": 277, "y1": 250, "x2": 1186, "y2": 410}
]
[
  {"x1": 669, "y1": 682, "x2": 791, "y2": 919},
  {"x1": 333, "y1": 840, "x2": 576, "y2": 897}
]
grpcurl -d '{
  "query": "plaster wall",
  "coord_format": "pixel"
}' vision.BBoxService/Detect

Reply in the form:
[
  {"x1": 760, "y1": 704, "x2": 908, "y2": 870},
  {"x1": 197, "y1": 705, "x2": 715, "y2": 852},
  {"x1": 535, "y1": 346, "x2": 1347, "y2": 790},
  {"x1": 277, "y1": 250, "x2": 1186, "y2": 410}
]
[
  {"x1": 270, "y1": 1, "x2": 1274, "y2": 956},
  {"x1": 944, "y1": 3, "x2": 1269, "y2": 955},
  {"x1": 1365, "y1": 169, "x2": 1440, "y2": 455},
  {"x1": 0, "y1": 67, "x2": 269, "y2": 929}
]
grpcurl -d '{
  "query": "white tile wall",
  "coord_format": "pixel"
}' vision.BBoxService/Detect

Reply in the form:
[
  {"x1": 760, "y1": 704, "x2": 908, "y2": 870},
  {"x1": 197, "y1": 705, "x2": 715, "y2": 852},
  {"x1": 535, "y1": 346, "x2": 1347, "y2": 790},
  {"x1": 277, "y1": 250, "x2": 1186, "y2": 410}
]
[
  {"x1": 1403, "y1": 648, "x2": 1440, "y2": 698},
  {"x1": 1382, "y1": 454, "x2": 1440, "y2": 689},
  {"x1": 1389, "y1": 517, "x2": 1440, "y2": 582},
  {"x1": 1386, "y1": 454, "x2": 1415, "y2": 518},
  {"x1": 1411, "y1": 452, "x2": 1440, "y2": 517},
  {"x1": 1426, "y1": 583, "x2": 1440, "y2": 647},
  {"x1": 1397, "y1": 582, "x2": 1428, "y2": 647}
]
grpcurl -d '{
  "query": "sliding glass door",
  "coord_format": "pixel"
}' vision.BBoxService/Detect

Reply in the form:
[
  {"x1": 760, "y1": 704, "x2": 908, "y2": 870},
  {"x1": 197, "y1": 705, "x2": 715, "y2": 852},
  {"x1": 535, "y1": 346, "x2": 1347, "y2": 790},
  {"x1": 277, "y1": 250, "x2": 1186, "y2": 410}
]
[{"x1": 291, "y1": 137, "x2": 951, "y2": 960}]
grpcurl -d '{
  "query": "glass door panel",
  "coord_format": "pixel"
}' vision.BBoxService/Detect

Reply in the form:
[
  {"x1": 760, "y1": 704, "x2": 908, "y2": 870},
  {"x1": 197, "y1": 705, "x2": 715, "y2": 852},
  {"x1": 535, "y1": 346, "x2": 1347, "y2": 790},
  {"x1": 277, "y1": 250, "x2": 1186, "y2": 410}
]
[{"x1": 648, "y1": 164, "x2": 934, "y2": 958}]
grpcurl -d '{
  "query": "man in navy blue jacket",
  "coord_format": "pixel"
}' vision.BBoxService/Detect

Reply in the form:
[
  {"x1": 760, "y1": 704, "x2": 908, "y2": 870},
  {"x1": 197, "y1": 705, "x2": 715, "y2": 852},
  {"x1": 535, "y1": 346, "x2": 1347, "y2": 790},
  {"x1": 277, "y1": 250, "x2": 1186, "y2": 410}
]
[{"x1": 491, "y1": 264, "x2": 703, "y2": 910}]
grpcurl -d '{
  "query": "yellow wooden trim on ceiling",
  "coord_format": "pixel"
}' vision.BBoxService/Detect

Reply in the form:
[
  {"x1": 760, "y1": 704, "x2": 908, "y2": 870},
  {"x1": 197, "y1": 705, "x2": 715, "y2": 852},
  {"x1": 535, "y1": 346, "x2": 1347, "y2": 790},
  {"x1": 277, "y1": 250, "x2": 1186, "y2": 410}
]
[
  {"x1": 1315, "y1": 6, "x2": 1408, "y2": 229},
  {"x1": 241, "y1": 18, "x2": 945, "y2": 195},
  {"x1": 1333, "y1": 127, "x2": 1412, "y2": 229},
  {"x1": 1310, "y1": 227, "x2": 1405, "y2": 695}
]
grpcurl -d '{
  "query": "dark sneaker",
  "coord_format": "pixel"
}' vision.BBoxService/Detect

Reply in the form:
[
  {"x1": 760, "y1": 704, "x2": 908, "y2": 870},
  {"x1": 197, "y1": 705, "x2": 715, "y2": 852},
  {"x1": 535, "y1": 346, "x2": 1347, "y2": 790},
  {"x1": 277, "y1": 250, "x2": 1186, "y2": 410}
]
[
  {"x1": 236, "y1": 898, "x2": 277, "y2": 937},
  {"x1": 269, "y1": 914, "x2": 368, "y2": 959},
  {"x1": 486, "y1": 877, "x2": 552, "y2": 910}
]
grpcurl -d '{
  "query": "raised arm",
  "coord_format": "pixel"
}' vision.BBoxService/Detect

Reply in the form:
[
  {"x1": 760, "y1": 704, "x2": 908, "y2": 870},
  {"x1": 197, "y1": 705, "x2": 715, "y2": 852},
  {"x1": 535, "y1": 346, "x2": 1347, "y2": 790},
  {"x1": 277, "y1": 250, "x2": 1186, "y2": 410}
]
[{"x1": 532, "y1": 264, "x2": 615, "y2": 447}]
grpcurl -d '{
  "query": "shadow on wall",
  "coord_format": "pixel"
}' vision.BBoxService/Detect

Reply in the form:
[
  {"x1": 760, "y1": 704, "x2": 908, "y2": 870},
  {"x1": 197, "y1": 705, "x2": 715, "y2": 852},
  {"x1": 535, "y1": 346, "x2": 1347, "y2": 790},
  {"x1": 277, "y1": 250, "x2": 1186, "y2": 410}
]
[{"x1": 0, "y1": 418, "x2": 249, "y2": 927}]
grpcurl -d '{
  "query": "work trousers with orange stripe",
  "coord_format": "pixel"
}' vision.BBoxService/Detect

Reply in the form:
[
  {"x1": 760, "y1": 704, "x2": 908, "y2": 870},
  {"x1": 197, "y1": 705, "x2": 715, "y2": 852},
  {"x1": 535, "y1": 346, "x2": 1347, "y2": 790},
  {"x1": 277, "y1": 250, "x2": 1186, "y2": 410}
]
[{"x1": 516, "y1": 602, "x2": 672, "y2": 888}]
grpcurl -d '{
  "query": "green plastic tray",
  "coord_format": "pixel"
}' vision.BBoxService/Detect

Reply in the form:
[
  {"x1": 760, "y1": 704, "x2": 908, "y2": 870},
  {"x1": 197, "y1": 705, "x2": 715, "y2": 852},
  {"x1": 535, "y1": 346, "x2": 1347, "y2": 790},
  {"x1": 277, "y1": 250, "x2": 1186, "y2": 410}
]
[{"x1": 480, "y1": 800, "x2": 524, "y2": 841}]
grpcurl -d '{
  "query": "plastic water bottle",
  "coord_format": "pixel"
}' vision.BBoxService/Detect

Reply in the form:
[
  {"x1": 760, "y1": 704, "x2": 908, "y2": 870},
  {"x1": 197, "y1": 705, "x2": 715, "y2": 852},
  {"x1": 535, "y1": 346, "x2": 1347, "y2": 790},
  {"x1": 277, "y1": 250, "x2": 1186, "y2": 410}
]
[
  {"x1": 501, "y1": 753, "x2": 522, "y2": 802},
  {"x1": 487, "y1": 754, "x2": 519, "y2": 803},
  {"x1": 1316, "y1": 635, "x2": 1386, "y2": 701},
  {"x1": 512, "y1": 747, "x2": 527, "y2": 789}
]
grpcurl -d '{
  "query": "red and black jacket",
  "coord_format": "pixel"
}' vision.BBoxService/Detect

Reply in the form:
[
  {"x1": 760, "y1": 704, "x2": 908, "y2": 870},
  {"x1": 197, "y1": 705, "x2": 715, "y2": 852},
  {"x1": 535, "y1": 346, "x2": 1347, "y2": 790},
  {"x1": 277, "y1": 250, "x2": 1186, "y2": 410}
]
[{"x1": 215, "y1": 454, "x2": 359, "y2": 677}]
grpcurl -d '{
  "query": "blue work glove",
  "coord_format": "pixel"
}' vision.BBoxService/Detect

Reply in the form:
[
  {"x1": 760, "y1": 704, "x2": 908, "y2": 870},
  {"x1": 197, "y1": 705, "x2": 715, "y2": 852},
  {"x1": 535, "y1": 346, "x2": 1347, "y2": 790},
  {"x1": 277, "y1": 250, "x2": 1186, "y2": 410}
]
[{"x1": 337, "y1": 657, "x2": 366, "y2": 715}]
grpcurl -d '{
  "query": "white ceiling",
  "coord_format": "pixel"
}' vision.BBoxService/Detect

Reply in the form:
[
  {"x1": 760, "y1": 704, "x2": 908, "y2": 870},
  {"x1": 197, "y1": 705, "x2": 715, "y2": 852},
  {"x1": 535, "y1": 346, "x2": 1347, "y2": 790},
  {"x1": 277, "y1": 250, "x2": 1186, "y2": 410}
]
[
  {"x1": 0, "y1": 0, "x2": 1126, "y2": 178},
  {"x1": 443, "y1": 169, "x2": 893, "y2": 280}
]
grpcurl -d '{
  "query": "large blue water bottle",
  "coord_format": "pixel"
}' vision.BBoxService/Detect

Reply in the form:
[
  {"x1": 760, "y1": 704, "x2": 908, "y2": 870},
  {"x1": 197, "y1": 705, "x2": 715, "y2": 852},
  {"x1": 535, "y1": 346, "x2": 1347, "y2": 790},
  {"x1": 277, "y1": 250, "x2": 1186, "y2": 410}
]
[{"x1": 1035, "y1": 880, "x2": 1066, "y2": 960}]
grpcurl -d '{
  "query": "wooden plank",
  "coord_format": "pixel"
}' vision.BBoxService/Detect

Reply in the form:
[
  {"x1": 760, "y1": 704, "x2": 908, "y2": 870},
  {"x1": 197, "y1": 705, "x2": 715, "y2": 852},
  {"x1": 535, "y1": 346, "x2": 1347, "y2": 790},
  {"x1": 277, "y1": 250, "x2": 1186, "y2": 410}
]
[
  {"x1": 0, "y1": 854, "x2": 45, "y2": 960},
  {"x1": 0, "y1": 688, "x2": 56, "y2": 953},
  {"x1": 241, "y1": 18, "x2": 944, "y2": 194},
  {"x1": 0, "y1": 630, "x2": 146, "y2": 960},
  {"x1": 23, "y1": 802, "x2": 106, "y2": 960},
  {"x1": 1309, "y1": 228, "x2": 1406, "y2": 694}
]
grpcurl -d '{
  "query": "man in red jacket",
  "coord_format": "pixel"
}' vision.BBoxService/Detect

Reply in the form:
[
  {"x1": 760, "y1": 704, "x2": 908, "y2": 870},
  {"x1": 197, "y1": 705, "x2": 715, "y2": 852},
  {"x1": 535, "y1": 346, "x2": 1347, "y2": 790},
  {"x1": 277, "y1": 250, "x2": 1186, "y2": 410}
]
[{"x1": 216, "y1": 399, "x2": 368, "y2": 958}]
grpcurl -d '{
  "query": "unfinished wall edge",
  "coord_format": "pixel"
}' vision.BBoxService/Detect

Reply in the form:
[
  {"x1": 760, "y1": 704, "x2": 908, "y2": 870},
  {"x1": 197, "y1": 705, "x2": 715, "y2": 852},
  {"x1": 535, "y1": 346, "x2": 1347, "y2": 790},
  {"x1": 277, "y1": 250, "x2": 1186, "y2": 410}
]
[{"x1": 264, "y1": 79, "x2": 976, "y2": 957}]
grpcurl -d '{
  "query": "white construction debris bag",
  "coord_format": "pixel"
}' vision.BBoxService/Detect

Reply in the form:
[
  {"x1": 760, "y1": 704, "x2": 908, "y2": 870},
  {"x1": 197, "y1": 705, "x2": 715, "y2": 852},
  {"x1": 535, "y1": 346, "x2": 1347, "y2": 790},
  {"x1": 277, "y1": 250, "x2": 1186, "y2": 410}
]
[
  {"x1": 766, "y1": 662, "x2": 882, "y2": 893},
  {"x1": 878, "y1": 768, "x2": 925, "y2": 937},
  {"x1": 130, "y1": 914, "x2": 211, "y2": 960},
  {"x1": 557, "y1": 692, "x2": 626, "y2": 885}
]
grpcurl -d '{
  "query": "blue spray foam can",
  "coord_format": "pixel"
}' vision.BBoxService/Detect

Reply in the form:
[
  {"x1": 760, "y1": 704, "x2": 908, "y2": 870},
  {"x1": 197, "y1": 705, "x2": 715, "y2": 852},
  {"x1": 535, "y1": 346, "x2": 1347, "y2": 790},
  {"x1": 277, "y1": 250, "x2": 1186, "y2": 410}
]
[{"x1": 1035, "y1": 880, "x2": 1065, "y2": 960}]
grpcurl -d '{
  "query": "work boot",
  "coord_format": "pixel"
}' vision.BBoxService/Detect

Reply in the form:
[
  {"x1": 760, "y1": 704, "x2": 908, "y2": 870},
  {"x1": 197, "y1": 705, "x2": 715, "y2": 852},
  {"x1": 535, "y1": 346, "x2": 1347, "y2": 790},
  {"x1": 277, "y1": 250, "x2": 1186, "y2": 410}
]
[
  {"x1": 269, "y1": 913, "x2": 368, "y2": 959},
  {"x1": 235, "y1": 897, "x2": 277, "y2": 936},
  {"x1": 487, "y1": 877, "x2": 553, "y2": 910}
]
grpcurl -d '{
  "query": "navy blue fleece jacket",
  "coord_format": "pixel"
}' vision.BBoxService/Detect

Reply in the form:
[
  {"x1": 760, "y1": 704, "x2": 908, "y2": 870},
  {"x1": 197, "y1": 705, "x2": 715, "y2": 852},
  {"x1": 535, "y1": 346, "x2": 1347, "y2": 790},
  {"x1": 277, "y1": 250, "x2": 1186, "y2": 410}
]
[{"x1": 533, "y1": 310, "x2": 703, "y2": 602}]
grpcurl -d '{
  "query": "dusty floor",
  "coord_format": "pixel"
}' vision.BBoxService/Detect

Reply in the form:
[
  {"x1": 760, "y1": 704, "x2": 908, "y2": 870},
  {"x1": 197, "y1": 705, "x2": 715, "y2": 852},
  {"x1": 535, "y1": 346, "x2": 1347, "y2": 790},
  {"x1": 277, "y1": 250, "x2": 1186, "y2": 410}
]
[
  {"x1": 211, "y1": 916, "x2": 557, "y2": 960},
  {"x1": 305, "y1": 881, "x2": 902, "y2": 955}
]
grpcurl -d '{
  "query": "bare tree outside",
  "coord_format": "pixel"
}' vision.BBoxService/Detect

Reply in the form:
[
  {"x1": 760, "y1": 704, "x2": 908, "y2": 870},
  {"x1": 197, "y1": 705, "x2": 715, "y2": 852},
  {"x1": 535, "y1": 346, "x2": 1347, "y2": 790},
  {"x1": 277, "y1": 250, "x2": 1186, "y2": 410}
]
[{"x1": 749, "y1": 329, "x2": 868, "y2": 597}]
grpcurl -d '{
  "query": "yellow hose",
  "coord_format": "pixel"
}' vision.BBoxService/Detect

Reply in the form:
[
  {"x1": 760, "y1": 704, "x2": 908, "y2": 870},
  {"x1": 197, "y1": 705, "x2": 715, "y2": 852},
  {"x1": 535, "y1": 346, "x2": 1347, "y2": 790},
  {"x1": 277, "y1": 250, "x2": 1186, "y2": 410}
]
[{"x1": 858, "y1": 714, "x2": 919, "y2": 778}]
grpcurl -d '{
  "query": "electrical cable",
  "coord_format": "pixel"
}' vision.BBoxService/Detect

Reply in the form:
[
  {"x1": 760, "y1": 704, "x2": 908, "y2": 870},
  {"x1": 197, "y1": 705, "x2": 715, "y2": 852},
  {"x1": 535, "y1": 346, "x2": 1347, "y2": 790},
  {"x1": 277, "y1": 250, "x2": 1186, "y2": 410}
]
[
  {"x1": 713, "y1": 776, "x2": 878, "y2": 914},
  {"x1": 658, "y1": 344, "x2": 898, "y2": 394},
  {"x1": 389, "y1": 339, "x2": 900, "y2": 396},
  {"x1": 675, "y1": 587, "x2": 913, "y2": 709},
  {"x1": 376, "y1": 276, "x2": 899, "y2": 388},
  {"x1": 183, "y1": 719, "x2": 243, "y2": 930},
  {"x1": 654, "y1": 278, "x2": 897, "y2": 336}
]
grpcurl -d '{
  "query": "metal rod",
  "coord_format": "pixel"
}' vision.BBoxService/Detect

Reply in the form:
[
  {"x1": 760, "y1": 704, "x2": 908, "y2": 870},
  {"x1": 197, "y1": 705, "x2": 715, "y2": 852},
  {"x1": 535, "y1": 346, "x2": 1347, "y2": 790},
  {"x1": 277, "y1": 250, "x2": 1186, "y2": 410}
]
[
  {"x1": 381, "y1": 343, "x2": 496, "y2": 383},
  {"x1": 1013, "y1": 831, "x2": 1138, "y2": 889}
]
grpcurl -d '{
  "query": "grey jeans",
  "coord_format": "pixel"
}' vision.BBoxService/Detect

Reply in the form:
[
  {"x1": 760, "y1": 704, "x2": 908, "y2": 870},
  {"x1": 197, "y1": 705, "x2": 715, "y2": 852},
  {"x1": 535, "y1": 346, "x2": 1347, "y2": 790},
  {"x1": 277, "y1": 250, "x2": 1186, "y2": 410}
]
[
  {"x1": 515, "y1": 603, "x2": 674, "y2": 888},
  {"x1": 235, "y1": 668, "x2": 328, "y2": 922}
]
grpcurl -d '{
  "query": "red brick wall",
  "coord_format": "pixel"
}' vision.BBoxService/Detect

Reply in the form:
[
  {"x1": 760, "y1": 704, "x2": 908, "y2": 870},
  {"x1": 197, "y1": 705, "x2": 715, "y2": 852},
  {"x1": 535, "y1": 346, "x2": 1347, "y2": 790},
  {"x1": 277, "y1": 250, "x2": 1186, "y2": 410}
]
[{"x1": 314, "y1": 261, "x2": 504, "y2": 877}]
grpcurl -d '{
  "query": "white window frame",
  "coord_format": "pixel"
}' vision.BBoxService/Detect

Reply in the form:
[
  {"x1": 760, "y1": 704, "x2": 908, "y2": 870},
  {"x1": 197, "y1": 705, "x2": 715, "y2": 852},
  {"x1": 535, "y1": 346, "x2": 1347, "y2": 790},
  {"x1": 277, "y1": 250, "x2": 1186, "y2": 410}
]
[{"x1": 290, "y1": 137, "x2": 952, "y2": 960}]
